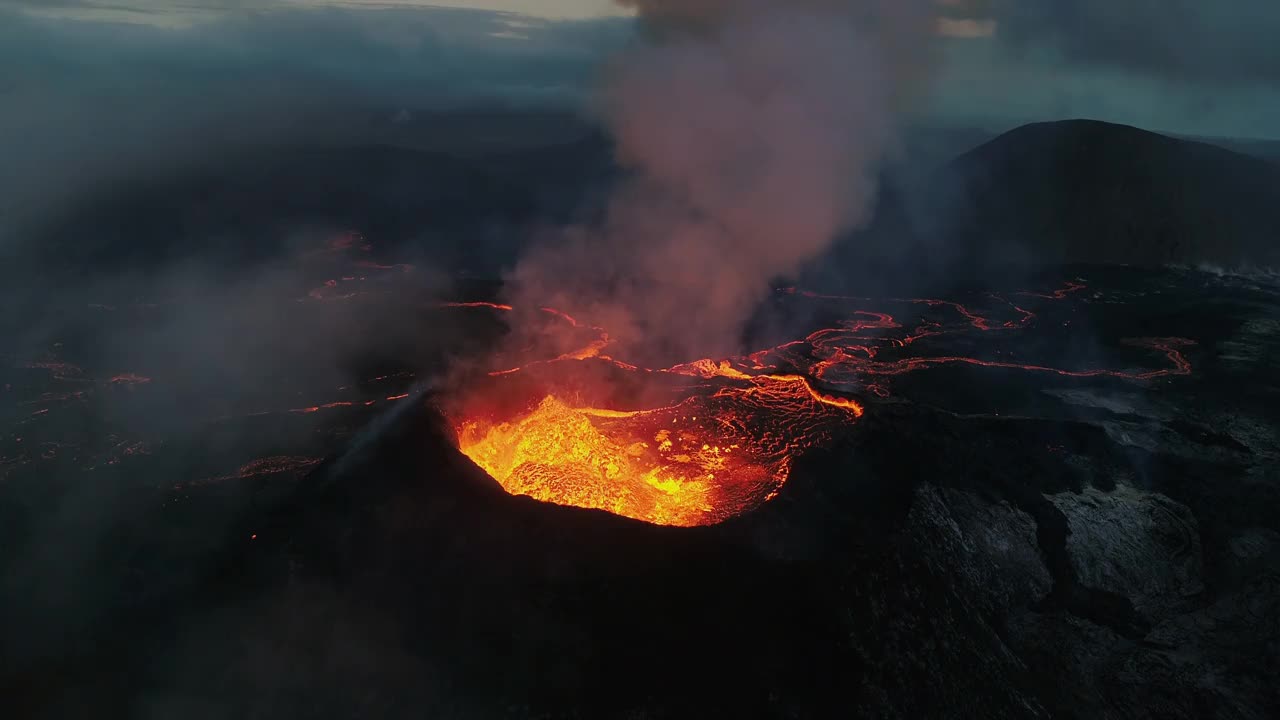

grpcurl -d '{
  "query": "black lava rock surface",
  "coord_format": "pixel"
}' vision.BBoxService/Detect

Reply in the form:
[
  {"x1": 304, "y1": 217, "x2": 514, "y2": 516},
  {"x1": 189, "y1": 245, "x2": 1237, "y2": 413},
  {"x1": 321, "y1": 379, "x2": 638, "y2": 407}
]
[{"x1": 4, "y1": 266, "x2": 1279, "y2": 718}]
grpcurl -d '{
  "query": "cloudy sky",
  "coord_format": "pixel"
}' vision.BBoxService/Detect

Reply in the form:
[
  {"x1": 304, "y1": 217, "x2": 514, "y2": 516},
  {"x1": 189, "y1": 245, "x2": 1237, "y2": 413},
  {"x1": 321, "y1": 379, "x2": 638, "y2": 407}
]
[
  {"x1": 4, "y1": 0, "x2": 1278, "y2": 137},
  {"x1": 932, "y1": 0, "x2": 1280, "y2": 139},
  {"x1": 2, "y1": 0, "x2": 1278, "y2": 228}
]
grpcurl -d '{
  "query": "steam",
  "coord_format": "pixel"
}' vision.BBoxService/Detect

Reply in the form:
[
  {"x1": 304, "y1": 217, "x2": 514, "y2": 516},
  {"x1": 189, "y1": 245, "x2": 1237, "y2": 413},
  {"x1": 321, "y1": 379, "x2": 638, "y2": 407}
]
[{"x1": 505, "y1": 0, "x2": 937, "y2": 362}]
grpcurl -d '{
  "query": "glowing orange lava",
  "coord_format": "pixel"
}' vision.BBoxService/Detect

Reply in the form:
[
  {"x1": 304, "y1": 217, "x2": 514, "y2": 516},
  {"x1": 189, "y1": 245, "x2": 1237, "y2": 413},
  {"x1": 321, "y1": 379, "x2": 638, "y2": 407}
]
[
  {"x1": 449, "y1": 281, "x2": 1196, "y2": 527},
  {"x1": 456, "y1": 370, "x2": 860, "y2": 527}
]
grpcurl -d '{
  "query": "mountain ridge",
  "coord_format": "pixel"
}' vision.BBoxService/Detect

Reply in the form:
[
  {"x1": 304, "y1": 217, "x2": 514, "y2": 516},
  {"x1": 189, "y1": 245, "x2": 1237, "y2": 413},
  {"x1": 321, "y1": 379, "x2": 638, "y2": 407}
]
[{"x1": 924, "y1": 119, "x2": 1280, "y2": 269}]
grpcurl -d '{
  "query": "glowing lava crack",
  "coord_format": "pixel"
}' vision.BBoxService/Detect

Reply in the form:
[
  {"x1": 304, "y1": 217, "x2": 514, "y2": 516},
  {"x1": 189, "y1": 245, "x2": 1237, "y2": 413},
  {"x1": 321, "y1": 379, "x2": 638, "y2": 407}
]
[{"x1": 448, "y1": 282, "x2": 1194, "y2": 527}]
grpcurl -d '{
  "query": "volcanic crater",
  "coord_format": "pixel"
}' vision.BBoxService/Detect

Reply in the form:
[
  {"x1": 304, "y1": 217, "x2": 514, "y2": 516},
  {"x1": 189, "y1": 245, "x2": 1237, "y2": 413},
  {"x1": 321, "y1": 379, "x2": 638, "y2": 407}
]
[{"x1": 439, "y1": 272, "x2": 1195, "y2": 530}]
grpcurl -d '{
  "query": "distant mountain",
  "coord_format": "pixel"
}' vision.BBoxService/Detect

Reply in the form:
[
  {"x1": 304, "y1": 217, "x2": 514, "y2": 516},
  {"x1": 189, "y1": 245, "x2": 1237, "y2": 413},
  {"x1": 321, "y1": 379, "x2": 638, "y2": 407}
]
[{"x1": 915, "y1": 119, "x2": 1280, "y2": 271}]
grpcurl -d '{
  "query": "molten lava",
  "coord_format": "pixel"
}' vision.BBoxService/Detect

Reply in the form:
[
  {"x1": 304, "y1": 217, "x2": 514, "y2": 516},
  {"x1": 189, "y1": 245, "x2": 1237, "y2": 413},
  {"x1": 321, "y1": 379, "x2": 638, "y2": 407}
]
[
  {"x1": 457, "y1": 364, "x2": 862, "y2": 527},
  {"x1": 449, "y1": 281, "x2": 1196, "y2": 528},
  {"x1": 459, "y1": 397, "x2": 718, "y2": 527}
]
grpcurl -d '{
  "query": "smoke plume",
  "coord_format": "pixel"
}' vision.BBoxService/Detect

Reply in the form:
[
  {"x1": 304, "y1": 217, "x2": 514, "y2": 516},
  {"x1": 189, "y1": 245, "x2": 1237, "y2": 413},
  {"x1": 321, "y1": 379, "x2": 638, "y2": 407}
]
[{"x1": 505, "y1": 0, "x2": 937, "y2": 362}]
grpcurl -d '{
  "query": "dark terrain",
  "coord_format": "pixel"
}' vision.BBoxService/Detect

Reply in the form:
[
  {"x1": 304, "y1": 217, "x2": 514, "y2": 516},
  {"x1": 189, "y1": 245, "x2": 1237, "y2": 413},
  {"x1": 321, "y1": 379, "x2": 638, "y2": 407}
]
[
  {"x1": 815, "y1": 120, "x2": 1280, "y2": 294},
  {"x1": 933, "y1": 120, "x2": 1280, "y2": 268},
  {"x1": 3, "y1": 119, "x2": 1279, "y2": 718},
  {"x1": 13, "y1": 119, "x2": 1277, "y2": 293}
]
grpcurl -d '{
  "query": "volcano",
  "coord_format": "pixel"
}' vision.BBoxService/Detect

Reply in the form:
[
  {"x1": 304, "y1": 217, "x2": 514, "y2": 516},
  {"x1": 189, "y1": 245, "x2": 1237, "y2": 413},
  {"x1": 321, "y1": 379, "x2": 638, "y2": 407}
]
[
  {"x1": 6, "y1": 259, "x2": 1278, "y2": 718},
  {"x1": 42, "y1": 264, "x2": 1267, "y2": 719},
  {"x1": 4, "y1": 121, "x2": 1280, "y2": 719}
]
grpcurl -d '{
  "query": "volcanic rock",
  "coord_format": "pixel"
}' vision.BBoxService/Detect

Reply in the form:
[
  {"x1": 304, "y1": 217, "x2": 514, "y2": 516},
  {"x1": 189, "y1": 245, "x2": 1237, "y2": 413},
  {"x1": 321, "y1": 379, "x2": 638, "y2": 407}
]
[{"x1": 1050, "y1": 485, "x2": 1204, "y2": 620}]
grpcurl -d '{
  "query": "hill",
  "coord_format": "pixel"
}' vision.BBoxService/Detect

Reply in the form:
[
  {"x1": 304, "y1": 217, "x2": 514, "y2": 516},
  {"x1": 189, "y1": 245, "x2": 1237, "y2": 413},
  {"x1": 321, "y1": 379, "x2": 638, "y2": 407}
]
[{"x1": 918, "y1": 119, "x2": 1280, "y2": 270}]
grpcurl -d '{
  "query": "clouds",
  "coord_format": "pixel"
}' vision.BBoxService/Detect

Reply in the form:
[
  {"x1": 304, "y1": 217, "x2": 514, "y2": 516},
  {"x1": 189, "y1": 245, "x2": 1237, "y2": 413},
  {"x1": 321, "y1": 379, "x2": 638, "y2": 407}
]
[
  {"x1": 1, "y1": 0, "x2": 633, "y2": 24},
  {"x1": 998, "y1": 1, "x2": 1280, "y2": 86},
  {"x1": 0, "y1": 3, "x2": 628, "y2": 235},
  {"x1": 0, "y1": 3, "x2": 618, "y2": 122},
  {"x1": 924, "y1": 0, "x2": 1280, "y2": 138},
  {"x1": 4, "y1": 0, "x2": 1278, "y2": 244},
  {"x1": 940, "y1": 0, "x2": 1280, "y2": 88}
]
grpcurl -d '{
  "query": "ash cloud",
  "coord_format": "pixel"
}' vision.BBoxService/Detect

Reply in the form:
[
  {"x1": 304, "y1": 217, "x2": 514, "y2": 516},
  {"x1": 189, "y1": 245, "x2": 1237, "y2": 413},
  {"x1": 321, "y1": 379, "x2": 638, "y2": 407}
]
[{"x1": 504, "y1": 0, "x2": 937, "y2": 363}]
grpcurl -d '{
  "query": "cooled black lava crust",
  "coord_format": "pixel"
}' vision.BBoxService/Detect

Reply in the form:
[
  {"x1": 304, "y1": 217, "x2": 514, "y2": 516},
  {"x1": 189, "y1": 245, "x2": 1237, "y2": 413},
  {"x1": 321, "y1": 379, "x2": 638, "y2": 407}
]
[{"x1": 5, "y1": 265, "x2": 1278, "y2": 718}]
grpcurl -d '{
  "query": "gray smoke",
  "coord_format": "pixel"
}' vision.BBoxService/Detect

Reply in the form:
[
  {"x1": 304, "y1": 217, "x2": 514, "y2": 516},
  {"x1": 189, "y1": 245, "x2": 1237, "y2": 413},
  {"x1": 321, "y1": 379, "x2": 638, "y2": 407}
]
[{"x1": 506, "y1": 0, "x2": 937, "y2": 362}]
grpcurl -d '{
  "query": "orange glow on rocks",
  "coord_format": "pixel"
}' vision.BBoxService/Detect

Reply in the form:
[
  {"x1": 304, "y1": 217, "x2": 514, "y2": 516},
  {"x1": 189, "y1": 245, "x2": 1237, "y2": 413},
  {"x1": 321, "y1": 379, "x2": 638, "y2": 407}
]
[{"x1": 448, "y1": 282, "x2": 1194, "y2": 527}]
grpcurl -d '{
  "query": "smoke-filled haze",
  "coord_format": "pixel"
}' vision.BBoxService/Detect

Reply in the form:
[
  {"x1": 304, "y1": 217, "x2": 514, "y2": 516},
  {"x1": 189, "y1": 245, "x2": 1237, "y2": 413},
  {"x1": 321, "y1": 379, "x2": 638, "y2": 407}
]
[{"x1": 505, "y1": 0, "x2": 935, "y2": 362}]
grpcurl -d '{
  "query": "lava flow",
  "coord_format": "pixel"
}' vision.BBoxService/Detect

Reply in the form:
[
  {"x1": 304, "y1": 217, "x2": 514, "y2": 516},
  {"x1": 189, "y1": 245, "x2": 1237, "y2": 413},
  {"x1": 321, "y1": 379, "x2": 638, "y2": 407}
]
[
  {"x1": 447, "y1": 281, "x2": 1195, "y2": 528},
  {"x1": 456, "y1": 367, "x2": 859, "y2": 527}
]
